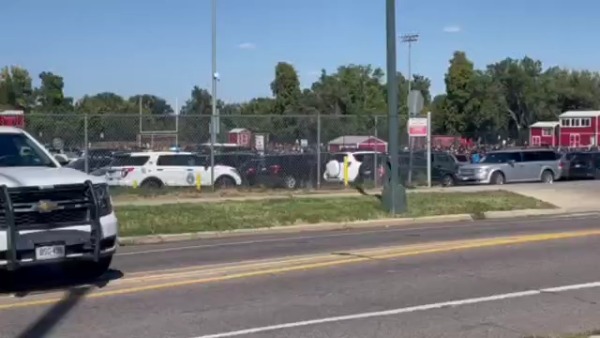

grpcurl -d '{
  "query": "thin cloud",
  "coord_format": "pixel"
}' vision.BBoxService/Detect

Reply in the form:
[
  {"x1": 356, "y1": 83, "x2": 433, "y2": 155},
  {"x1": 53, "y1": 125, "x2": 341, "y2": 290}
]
[
  {"x1": 443, "y1": 25, "x2": 461, "y2": 33},
  {"x1": 237, "y1": 42, "x2": 256, "y2": 50},
  {"x1": 307, "y1": 70, "x2": 321, "y2": 77}
]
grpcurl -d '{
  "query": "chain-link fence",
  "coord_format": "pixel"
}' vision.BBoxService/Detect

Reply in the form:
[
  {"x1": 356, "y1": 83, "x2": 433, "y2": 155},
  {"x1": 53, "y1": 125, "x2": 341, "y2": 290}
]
[{"x1": 24, "y1": 113, "x2": 486, "y2": 190}]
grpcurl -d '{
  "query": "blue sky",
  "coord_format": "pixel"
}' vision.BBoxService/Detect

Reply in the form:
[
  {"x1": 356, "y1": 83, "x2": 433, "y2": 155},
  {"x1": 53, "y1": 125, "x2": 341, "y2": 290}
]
[{"x1": 1, "y1": 0, "x2": 597, "y2": 107}]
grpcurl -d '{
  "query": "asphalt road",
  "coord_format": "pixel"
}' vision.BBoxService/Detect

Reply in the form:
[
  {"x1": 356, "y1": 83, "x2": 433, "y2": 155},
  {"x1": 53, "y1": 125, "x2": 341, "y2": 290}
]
[
  {"x1": 114, "y1": 213, "x2": 600, "y2": 273},
  {"x1": 2, "y1": 214, "x2": 600, "y2": 338}
]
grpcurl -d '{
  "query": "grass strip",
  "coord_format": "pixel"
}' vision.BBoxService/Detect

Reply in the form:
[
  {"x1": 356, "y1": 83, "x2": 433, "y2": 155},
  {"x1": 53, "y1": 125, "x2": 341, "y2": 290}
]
[
  {"x1": 115, "y1": 191, "x2": 553, "y2": 237},
  {"x1": 525, "y1": 330, "x2": 600, "y2": 338}
]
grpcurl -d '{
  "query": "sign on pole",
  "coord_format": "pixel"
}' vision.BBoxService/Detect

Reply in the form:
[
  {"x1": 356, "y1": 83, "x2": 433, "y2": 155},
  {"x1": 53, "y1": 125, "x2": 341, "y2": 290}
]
[
  {"x1": 255, "y1": 134, "x2": 265, "y2": 154},
  {"x1": 408, "y1": 90, "x2": 424, "y2": 117},
  {"x1": 408, "y1": 117, "x2": 428, "y2": 137}
]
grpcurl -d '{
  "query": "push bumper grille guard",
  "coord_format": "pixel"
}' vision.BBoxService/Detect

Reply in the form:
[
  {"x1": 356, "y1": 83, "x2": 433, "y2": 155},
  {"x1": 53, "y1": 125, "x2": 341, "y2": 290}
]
[{"x1": 1, "y1": 180, "x2": 103, "y2": 271}]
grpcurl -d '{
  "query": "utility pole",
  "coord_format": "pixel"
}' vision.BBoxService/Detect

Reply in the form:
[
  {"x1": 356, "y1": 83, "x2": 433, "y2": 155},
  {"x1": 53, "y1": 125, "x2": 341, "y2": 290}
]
[
  {"x1": 401, "y1": 33, "x2": 419, "y2": 186},
  {"x1": 210, "y1": 0, "x2": 218, "y2": 190},
  {"x1": 386, "y1": 0, "x2": 400, "y2": 214}
]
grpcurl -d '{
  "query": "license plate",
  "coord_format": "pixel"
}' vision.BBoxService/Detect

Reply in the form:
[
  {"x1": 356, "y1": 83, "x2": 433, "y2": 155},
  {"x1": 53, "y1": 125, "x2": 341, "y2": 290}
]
[{"x1": 35, "y1": 245, "x2": 66, "y2": 261}]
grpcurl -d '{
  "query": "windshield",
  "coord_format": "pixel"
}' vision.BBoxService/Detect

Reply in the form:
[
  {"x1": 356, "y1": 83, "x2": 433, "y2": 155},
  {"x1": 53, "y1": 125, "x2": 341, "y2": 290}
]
[{"x1": 0, "y1": 133, "x2": 56, "y2": 168}]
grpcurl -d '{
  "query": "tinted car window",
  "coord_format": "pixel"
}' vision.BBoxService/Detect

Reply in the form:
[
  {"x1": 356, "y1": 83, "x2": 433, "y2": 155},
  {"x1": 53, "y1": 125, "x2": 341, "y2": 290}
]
[
  {"x1": 110, "y1": 155, "x2": 149, "y2": 167},
  {"x1": 536, "y1": 151, "x2": 559, "y2": 161},
  {"x1": 455, "y1": 154, "x2": 468, "y2": 162},
  {"x1": 433, "y1": 153, "x2": 455, "y2": 164},
  {"x1": 67, "y1": 158, "x2": 112, "y2": 171},
  {"x1": 352, "y1": 154, "x2": 365, "y2": 162},
  {"x1": 593, "y1": 153, "x2": 600, "y2": 169},
  {"x1": 194, "y1": 155, "x2": 208, "y2": 166},
  {"x1": 333, "y1": 153, "x2": 348, "y2": 162},
  {"x1": 572, "y1": 153, "x2": 592, "y2": 165},
  {"x1": 481, "y1": 152, "x2": 521, "y2": 164},
  {"x1": 157, "y1": 155, "x2": 194, "y2": 166},
  {"x1": 524, "y1": 151, "x2": 558, "y2": 161}
]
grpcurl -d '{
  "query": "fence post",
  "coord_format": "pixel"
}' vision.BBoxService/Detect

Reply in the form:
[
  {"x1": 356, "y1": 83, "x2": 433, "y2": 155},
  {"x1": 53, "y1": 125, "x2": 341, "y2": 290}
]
[
  {"x1": 84, "y1": 113, "x2": 89, "y2": 174},
  {"x1": 427, "y1": 111, "x2": 432, "y2": 188},
  {"x1": 374, "y1": 115, "x2": 379, "y2": 187},
  {"x1": 316, "y1": 112, "x2": 321, "y2": 190}
]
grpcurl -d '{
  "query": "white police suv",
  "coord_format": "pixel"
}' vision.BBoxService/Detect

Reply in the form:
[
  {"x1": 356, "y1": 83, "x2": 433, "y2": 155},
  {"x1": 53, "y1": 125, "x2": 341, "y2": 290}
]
[
  {"x1": 105, "y1": 151, "x2": 242, "y2": 189},
  {"x1": 0, "y1": 127, "x2": 118, "y2": 278}
]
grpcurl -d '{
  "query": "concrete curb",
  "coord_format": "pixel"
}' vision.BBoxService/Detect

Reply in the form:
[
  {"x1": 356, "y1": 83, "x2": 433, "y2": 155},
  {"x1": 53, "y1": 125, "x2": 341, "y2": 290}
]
[
  {"x1": 117, "y1": 208, "x2": 575, "y2": 246},
  {"x1": 482, "y1": 208, "x2": 568, "y2": 219}
]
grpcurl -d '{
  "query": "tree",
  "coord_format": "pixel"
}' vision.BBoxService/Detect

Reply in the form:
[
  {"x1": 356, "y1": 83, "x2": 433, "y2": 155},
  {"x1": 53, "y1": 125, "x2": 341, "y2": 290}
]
[
  {"x1": 179, "y1": 86, "x2": 225, "y2": 144},
  {"x1": 443, "y1": 51, "x2": 477, "y2": 135},
  {"x1": 128, "y1": 94, "x2": 174, "y2": 115},
  {"x1": 0, "y1": 66, "x2": 34, "y2": 111},
  {"x1": 486, "y1": 57, "x2": 546, "y2": 141},
  {"x1": 270, "y1": 62, "x2": 301, "y2": 115},
  {"x1": 180, "y1": 86, "x2": 216, "y2": 115},
  {"x1": 35, "y1": 71, "x2": 73, "y2": 113}
]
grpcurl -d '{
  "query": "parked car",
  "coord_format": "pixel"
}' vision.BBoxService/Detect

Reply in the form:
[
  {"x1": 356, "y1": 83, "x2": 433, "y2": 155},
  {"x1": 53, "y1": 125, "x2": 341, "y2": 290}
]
[
  {"x1": 358, "y1": 151, "x2": 460, "y2": 187},
  {"x1": 323, "y1": 151, "x2": 386, "y2": 184},
  {"x1": 105, "y1": 151, "x2": 242, "y2": 188},
  {"x1": 559, "y1": 151, "x2": 600, "y2": 180},
  {"x1": 214, "y1": 152, "x2": 258, "y2": 170},
  {"x1": 240, "y1": 154, "x2": 319, "y2": 189},
  {"x1": 456, "y1": 149, "x2": 561, "y2": 185}
]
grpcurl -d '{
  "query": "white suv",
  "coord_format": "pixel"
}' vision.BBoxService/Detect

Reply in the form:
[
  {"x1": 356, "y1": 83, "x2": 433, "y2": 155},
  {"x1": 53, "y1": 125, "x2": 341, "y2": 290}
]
[
  {"x1": 106, "y1": 151, "x2": 243, "y2": 189},
  {"x1": 0, "y1": 127, "x2": 118, "y2": 278},
  {"x1": 323, "y1": 151, "x2": 385, "y2": 183}
]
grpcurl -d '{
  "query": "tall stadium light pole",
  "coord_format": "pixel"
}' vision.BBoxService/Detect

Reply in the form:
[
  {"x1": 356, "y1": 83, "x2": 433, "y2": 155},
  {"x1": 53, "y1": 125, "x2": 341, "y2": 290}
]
[
  {"x1": 210, "y1": 0, "x2": 218, "y2": 190},
  {"x1": 400, "y1": 34, "x2": 418, "y2": 94},
  {"x1": 401, "y1": 33, "x2": 419, "y2": 185},
  {"x1": 386, "y1": 0, "x2": 399, "y2": 214}
]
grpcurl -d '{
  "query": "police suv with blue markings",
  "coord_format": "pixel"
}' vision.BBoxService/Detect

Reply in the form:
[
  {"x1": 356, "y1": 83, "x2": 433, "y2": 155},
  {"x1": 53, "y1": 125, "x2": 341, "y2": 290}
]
[{"x1": 0, "y1": 127, "x2": 118, "y2": 278}]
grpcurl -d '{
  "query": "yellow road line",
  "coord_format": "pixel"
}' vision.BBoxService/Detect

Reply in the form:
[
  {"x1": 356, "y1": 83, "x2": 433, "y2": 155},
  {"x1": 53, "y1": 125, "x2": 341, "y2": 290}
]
[
  {"x1": 117, "y1": 241, "x2": 461, "y2": 283},
  {"x1": 1, "y1": 229, "x2": 599, "y2": 310}
]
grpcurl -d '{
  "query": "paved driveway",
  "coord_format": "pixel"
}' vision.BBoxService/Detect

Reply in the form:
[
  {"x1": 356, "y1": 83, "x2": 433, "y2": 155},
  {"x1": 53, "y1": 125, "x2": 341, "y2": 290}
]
[{"x1": 449, "y1": 180, "x2": 600, "y2": 212}]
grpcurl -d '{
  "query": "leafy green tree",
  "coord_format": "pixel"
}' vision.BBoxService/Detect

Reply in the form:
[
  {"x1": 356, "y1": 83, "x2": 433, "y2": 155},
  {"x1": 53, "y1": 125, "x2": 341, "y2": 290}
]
[
  {"x1": 128, "y1": 94, "x2": 173, "y2": 115},
  {"x1": 486, "y1": 57, "x2": 546, "y2": 141},
  {"x1": 443, "y1": 51, "x2": 477, "y2": 136},
  {"x1": 271, "y1": 62, "x2": 301, "y2": 115},
  {"x1": 0, "y1": 66, "x2": 34, "y2": 111},
  {"x1": 34, "y1": 71, "x2": 73, "y2": 113}
]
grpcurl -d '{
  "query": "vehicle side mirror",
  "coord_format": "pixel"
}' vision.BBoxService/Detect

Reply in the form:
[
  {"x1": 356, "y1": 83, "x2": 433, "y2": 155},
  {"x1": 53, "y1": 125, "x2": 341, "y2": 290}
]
[
  {"x1": 508, "y1": 160, "x2": 516, "y2": 166},
  {"x1": 54, "y1": 154, "x2": 70, "y2": 166}
]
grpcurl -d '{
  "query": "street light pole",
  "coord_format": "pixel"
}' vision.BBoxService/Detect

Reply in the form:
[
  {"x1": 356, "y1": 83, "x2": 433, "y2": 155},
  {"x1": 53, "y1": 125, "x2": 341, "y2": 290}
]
[
  {"x1": 386, "y1": 0, "x2": 399, "y2": 214},
  {"x1": 210, "y1": 0, "x2": 218, "y2": 190},
  {"x1": 400, "y1": 33, "x2": 419, "y2": 186}
]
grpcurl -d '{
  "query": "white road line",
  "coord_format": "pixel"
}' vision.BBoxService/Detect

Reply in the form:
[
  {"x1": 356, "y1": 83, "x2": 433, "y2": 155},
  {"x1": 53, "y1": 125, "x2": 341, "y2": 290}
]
[
  {"x1": 191, "y1": 281, "x2": 600, "y2": 338},
  {"x1": 117, "y1": 215, "x2": 598, "y2": 257}
]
